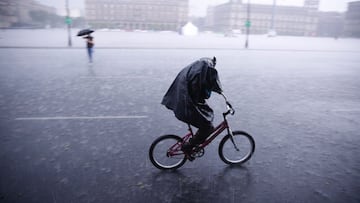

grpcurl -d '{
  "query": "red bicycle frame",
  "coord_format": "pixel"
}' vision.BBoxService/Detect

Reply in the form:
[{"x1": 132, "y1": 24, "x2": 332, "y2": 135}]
[{"x1": 167, "y1": 108, "x2": 234, "y2": 157}]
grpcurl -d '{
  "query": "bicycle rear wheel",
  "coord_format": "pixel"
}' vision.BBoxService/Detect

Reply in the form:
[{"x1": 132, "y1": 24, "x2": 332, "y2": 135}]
[
  {"x1": 218, "y1": 131, "x2": 255, "y2": 165},
  {"x1": 149, "y1": 134, "x2": 187, "y2": 170}
]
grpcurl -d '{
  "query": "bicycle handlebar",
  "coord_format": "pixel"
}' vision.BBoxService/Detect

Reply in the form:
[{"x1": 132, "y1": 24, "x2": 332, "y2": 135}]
[
  {"x1": 225, "y1": 101, "x2": 235, "y2": 115},
  {"x1": 221, "y1": 92, "x2": 235, "y2": 116}
]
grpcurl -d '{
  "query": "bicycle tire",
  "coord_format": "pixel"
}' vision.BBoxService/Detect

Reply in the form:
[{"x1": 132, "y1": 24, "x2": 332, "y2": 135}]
[
  {"x1": 218, "y1": 131, "x2": 255, "y2": 165},
  {"x1": 149, "y1": 134, "x2": 187, "y2": 170}
]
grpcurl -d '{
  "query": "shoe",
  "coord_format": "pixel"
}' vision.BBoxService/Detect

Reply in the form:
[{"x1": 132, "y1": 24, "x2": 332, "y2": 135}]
[
  {"x1": 181, "y1": 142, "x2": 192, "y2": 153},
  {"x1": 181, "y1": 142, "x2": 195, "y2": 161}
]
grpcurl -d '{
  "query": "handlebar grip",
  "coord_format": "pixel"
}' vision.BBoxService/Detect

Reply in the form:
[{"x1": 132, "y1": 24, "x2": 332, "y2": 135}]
[{"x1": 231, "y1": 108, "x2": 235, "y2": 115}]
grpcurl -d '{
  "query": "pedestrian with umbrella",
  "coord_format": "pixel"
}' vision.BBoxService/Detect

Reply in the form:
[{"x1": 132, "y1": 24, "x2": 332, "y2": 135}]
[{"x1": 77, "y1": 29, "x2": 95, "y2": 63}]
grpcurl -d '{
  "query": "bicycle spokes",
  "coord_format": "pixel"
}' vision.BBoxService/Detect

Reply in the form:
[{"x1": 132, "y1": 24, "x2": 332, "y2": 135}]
[
  {"x1": 219, "y1": 131, "x2": 255, "y2": 165},
  {"x1": 149, "y1": 135, "x2": 187, "y2": 170}
]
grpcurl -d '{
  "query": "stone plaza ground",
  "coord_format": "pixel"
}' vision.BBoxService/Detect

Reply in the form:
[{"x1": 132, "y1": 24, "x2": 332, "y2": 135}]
[{"x1": 0, "y1": 30, "x2": 359, "y2": 202}]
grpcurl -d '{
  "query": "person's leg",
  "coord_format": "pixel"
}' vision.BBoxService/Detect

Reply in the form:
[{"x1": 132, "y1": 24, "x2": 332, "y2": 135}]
[
  {"x1": 191, "y1": 123, "x2": 214, "y2": 145},
  {"x1": 181, "y1": 122, "x2": 214, "y2": 159},
  {"x1": 87, "y1": 47, "x2": 93, "y2": 62},
  {"x1": 89, "y1": 48, "x2": 93, "y2": 62}
]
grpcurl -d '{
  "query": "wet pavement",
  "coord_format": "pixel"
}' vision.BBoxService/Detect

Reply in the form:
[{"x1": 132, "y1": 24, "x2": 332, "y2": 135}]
[{"x1": 0, "y1": 32, "x2": 360, "y2": 203}]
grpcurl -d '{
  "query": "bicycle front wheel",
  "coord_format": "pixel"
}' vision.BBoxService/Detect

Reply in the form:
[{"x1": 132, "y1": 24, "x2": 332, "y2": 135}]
[
  {"x1": 149, "y1": 134, "x2": 187, "y2": 170},
  {"x1": 218, "y1": 131, "x2": 255, "y2": 165}
]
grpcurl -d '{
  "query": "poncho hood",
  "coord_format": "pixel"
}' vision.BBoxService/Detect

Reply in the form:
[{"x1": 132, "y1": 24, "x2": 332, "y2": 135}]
[{"x1": 161, "y1": 57, "x2": 222, "y2": 128}]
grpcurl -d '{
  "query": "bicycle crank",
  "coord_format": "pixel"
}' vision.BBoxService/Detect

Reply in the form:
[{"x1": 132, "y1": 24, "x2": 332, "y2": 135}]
[{"x1": 191, "y1": 146, "x2": 205, "y2": 158}]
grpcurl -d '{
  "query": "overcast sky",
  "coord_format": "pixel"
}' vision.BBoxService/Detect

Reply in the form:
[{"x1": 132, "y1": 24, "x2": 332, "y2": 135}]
[{"x1": 37, "y1": 0, "x2": 354, "y2": 16}]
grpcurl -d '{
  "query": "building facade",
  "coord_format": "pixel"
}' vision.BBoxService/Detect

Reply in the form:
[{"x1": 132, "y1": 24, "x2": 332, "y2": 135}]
[
  {"x1": 0, "y1": 0, "x2": 56, "y2": 28},
  {"x1": 344, "y1": 1, "x2": 360, "y2": 37},
  {"x1": 304, "y1": 0, "x2": 320, "y2": 10},
  {"x1": 206, "y1": 0, "x2": 319, "y2": 36},
  {"x1": 85, "y1": 0, "x2": 189, "y2": 30},
  {"x1": 317, "y1": 12, "x2": 344, "y2": 38}
]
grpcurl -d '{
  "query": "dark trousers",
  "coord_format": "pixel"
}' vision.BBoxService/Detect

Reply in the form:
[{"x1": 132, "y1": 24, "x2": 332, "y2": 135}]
[
  {"x1": 87, "y1": 47, "x2": 93, "y2": 62},
  {"x1": 190, "y1": 123, "x2": 214, "y2": 145}
]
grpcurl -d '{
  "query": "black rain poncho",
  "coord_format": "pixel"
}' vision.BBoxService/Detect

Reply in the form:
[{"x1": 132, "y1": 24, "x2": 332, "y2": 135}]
[{"x1": 161, "y1": 58, "x2": 222, "y2": 128}]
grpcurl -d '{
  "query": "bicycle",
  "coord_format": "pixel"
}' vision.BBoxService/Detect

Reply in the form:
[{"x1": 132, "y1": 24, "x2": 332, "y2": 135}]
[{"x1": 149, "y1": 93, "x2": 255, "y2": 170}]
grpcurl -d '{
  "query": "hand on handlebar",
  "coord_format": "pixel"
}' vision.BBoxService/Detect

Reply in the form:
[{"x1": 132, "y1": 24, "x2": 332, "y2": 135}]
[
  {"x1": 226, "y1": 101, "x2": 233, "y2": 109},
  {"x1": 221, "y1": 92, "x2": 235, "y2": 115},
  {"x1": 226, "y1": 101, "x2": 235, "y2": 115}
]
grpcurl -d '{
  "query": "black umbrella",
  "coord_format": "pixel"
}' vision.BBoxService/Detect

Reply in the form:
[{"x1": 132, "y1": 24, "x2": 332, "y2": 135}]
[{"x1": 77, "y1": 29, "x2": 94, "y2": 36}]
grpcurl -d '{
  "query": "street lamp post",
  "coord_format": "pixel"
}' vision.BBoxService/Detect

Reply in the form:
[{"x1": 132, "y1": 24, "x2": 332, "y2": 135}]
[
  {"x1": 245, "y1": 0, "x2": 251, "y2": 48},
  {"x1": 270, "y1": 0, "x2": 277, "y2": 33},
  {"x1": 66, "y1": 0, "x2": 72, "y2": 47}
]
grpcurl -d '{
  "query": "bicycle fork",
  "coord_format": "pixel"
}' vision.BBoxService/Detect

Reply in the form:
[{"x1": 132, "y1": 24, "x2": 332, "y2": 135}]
[{"x1": 226, "y1": 123, "x2": 240, "y2": 151}]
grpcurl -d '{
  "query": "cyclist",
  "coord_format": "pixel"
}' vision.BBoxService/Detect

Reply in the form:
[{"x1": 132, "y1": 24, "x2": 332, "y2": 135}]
[{"x1": 161, "y1": 57, "x2": 222, "y2": 160}]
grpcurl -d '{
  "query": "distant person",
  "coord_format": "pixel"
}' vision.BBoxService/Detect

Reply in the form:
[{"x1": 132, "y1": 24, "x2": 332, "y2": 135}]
[{"x1": 84, "y1": 34, "x2": 94, "y2": 63}]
